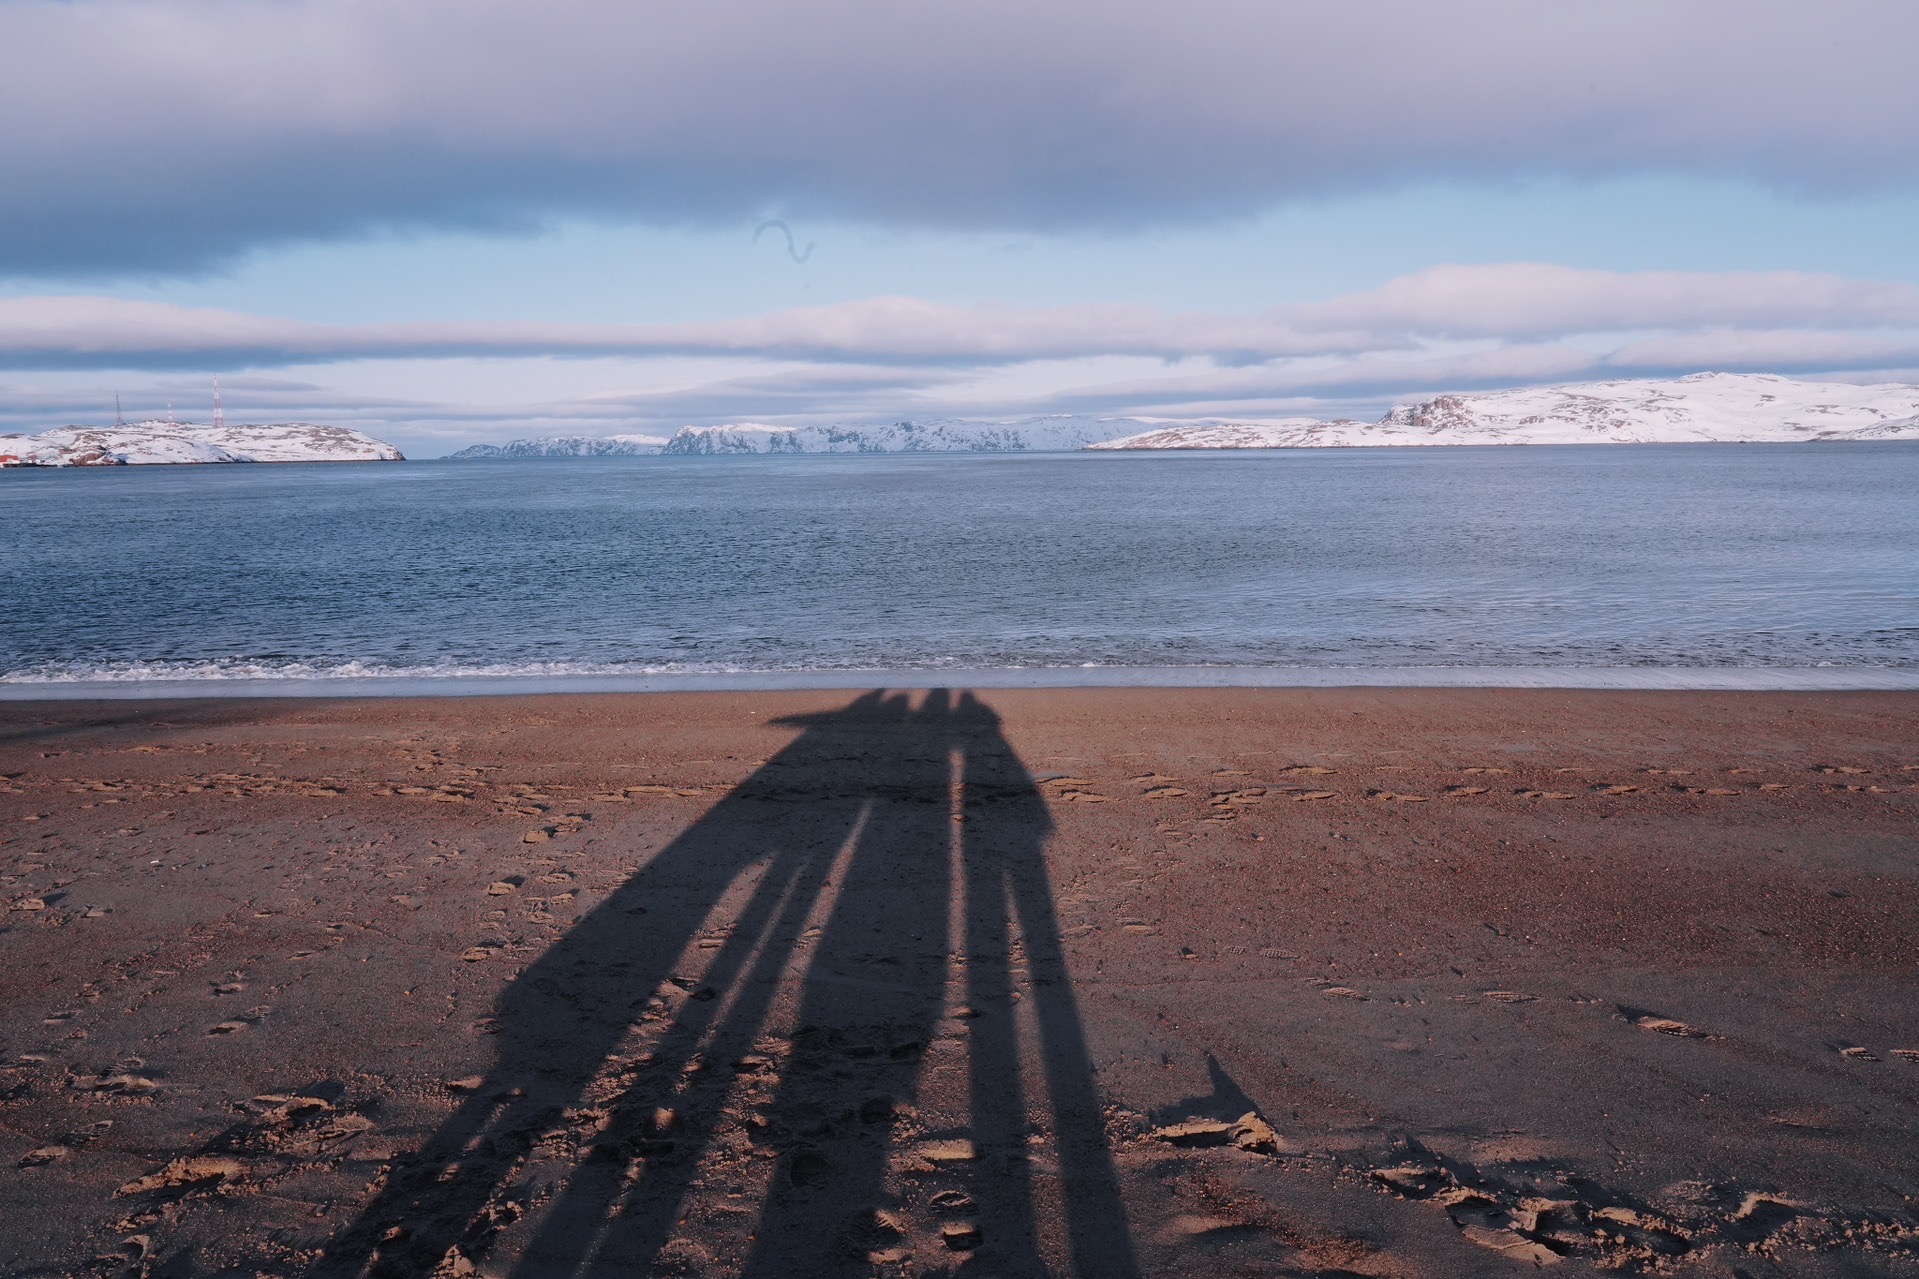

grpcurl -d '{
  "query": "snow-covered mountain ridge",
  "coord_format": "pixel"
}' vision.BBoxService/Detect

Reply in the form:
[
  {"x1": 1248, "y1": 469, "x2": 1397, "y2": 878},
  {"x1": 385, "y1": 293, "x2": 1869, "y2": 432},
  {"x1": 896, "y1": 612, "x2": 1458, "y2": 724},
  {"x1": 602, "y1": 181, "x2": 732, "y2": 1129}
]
[
  {"x1": 1091, "y1": 374, "x2": 1919, "y2": 449},
  {"x1": 447, "y1": 434, "x2": 667, "y2": 459},
  {"x1": 450, "y1": 375, "x2": 1919, "y2": 459},
  {"x1": 0, "y1": 422, "x2": 403, "y2": 466},
  {"x1": 658, "y1": 417, "x2": 1143, "y2": 454}
]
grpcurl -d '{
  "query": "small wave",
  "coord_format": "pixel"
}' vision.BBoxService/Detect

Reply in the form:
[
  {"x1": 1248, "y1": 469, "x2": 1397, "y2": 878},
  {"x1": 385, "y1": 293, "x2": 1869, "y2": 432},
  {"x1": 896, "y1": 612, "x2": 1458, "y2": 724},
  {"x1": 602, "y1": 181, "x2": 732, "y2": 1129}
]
[
  {"x1": 0, "y1": 655, "x2": 1119, "y2": 684},
  {"x1": 5, "y1": 656, "x2": 1918, "y2": 696}
]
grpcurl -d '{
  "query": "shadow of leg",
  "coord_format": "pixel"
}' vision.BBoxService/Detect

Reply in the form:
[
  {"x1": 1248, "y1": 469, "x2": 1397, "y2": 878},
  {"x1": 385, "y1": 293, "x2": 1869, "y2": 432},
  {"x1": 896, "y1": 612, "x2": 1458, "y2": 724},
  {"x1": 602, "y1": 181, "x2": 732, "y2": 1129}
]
[
  {"x1": 957, "y1": 692, "x2": 1141, "y2": 1279},
  {"x1": 736, "y1": 690, "x2": 958, "y2": 1277}
]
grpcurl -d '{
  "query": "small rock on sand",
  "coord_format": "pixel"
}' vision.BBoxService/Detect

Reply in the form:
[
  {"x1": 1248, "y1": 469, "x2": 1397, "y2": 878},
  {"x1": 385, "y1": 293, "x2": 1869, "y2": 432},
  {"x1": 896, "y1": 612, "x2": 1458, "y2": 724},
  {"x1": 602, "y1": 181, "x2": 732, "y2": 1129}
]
[
  {"x1": 1230, "y1": 1112, "x2": 1281, "y2": 1152},
  {"x1": 1152, "y1": 1119, "x2": 1234, "y2": 1147}
]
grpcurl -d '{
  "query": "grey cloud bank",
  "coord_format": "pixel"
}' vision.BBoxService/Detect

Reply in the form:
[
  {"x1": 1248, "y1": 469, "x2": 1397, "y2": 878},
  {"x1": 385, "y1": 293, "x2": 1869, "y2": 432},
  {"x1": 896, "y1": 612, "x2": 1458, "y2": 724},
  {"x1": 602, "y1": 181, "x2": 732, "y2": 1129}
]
[{"x1": 4, "y1": 0, "x2": 1918, "y2": 273}]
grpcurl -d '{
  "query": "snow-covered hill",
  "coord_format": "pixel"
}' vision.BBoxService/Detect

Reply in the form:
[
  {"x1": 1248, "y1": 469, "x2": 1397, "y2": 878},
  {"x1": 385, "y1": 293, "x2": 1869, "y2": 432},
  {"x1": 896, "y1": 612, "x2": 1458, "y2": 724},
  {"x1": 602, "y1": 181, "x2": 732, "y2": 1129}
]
[
  {"x1": 661, "y1": 416, "x2": 1147, "y2": 454},
  {"x1": 447, "y1": 434, "x2": 667, "y2": 459},
  {"x1": 1086, "y1": 418, "x2": 1363, "y2": 450},
  {"x1": 1090, "y1": 374, "x2": 1919, "y2": 450},
  {"x1": 0, "y1": 421, "x2": 403, "y2": 466}
]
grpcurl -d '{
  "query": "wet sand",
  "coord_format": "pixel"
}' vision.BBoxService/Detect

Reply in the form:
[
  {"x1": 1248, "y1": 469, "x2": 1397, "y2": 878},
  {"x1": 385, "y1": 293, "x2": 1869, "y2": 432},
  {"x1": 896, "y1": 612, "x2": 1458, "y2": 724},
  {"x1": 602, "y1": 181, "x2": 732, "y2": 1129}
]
[{"x1": 2, "y1": 688, "x2": 1917, "y2": 1278}]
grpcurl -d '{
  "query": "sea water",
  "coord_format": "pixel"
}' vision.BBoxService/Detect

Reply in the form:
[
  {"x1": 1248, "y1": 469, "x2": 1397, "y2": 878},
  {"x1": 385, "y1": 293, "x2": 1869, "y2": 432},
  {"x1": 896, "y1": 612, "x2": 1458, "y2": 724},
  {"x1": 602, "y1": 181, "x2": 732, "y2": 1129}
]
[{"x1": 3, "y1": 444, "x2": 1916, "y2": 693}]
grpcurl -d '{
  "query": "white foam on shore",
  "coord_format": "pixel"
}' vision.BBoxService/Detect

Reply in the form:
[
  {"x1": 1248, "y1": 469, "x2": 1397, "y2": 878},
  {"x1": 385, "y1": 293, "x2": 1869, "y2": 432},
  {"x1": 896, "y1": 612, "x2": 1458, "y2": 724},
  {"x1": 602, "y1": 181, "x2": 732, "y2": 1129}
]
[{"x1": 3, "y1": 663, "x2": 1916, "y2": 699}]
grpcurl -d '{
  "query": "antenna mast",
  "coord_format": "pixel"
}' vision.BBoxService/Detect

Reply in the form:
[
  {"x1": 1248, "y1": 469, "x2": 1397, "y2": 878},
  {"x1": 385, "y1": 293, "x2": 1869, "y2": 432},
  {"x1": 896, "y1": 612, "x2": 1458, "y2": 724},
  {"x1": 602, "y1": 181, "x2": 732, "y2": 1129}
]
[
  {"x1": 213, "y1": 377, "x2": 224, "y2": 430},
  {"x1": 115, "y1": 393, "x2": 124, "y2": 428},
  {"x1": 166, "y1": 401, "x2": 175, "y2": 425}
]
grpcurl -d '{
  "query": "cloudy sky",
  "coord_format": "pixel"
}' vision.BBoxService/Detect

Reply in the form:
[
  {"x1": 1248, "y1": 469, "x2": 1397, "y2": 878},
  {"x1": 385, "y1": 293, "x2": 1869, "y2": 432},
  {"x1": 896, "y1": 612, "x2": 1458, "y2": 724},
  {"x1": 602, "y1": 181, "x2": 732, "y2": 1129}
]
[{"x1": 4, "y1": 0, "x2": 1919, "y2": 453}]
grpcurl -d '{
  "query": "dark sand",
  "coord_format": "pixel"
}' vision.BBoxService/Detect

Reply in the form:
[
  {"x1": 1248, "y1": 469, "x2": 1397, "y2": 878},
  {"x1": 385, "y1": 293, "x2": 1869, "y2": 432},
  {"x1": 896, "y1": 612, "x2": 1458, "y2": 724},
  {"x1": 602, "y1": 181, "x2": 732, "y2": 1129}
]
[{"x1": 2, "y1": 688, "x2": 1917, "y2": 1278}]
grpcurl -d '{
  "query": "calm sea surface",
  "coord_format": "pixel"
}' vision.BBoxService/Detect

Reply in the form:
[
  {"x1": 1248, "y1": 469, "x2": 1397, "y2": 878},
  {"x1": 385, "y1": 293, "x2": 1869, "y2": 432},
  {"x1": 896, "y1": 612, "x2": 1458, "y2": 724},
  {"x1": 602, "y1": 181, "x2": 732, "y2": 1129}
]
[{"x1": 3, "y1": 445, "x2": 1916, "y2": 690}]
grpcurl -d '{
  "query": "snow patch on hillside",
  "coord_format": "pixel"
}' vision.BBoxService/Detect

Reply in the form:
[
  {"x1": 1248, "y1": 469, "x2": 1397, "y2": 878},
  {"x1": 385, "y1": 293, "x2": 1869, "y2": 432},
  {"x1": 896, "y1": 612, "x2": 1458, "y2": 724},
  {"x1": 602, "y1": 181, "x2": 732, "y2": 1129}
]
[{"x1": 0, "y1": 421, "x2": 403, "y2": 466}]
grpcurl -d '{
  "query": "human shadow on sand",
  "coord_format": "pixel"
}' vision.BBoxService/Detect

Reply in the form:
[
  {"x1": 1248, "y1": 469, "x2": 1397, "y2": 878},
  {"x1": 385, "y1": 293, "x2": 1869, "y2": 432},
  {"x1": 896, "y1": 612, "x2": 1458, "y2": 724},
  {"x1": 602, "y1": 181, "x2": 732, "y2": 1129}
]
[{"x1": 318, "y1": 689, "x2": 1138, "y2": 1279}]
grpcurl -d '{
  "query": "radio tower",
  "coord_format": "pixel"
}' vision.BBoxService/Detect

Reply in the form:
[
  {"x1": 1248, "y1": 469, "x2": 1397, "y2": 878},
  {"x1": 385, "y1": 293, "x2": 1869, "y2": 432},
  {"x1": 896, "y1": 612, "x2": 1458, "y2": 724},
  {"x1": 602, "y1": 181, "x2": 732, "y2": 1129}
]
[
  {"x1": 213, "y1": 377, "x2": 224, "y2": 430},
  {"x1": 115, "y1": 393, "x2": 124, "y2": 428}
]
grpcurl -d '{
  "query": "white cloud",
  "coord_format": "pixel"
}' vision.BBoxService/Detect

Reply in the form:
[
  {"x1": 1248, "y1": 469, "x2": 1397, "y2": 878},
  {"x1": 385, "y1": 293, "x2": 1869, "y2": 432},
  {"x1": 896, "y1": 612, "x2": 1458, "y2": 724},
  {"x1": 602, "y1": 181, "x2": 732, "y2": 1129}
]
[
  {"x1": 11, "y1": 262, "x2": 1919, "y2": 447},
  {"x1": 7, "y1": 265, "x2": 1919, "y2": 369}
]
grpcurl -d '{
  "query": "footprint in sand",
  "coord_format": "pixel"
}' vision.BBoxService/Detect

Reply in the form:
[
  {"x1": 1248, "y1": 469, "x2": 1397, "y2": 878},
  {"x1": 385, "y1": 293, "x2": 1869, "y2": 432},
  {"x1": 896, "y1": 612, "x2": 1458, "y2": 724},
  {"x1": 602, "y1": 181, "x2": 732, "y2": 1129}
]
[
  {"x1": 1280, "y1": 765, "x2": 1338, "y2": 775},
  {"x1": 1143, "y1": 786, "x2": 1189, "y2": 798},
  {"x1": 1594, "y1": 784, "x2": 1636, "y2": 795},
  {"x1": 940, "y1": 1222, "x2": 983, "y2": 1251},
  {"x1": 1367, "y1": 789, "x2": 1428, "y2": 802},
  {"x1": 1293, "y1": 791, "x2": 1337, "y2": 801},
  {"x1": 1445, "y1": 785, "x2": 1488, "y2": 796},
  {"x1": 1624, "y1": 1009, "x2": 1704, "y2": 1038},
  {"x1": 116, "y1": 1155, "x2": 249, "y2": 1197},
  {"x1": 1459, "y1": 1225, "x2": 1562, "y2": 1265},
  {"x1": 207, "y1": 1006, "x2": 270, "y2": 1035},
  {"x1": 916, "y1": 1138, "x2": 977, "y2": 1165},
  {"x1": 1516, "y1": 790, "x2": 1575, "y2": 800},
  {"x1": 76, "y1": 1071, "x2": 159, "y2": 1095}
]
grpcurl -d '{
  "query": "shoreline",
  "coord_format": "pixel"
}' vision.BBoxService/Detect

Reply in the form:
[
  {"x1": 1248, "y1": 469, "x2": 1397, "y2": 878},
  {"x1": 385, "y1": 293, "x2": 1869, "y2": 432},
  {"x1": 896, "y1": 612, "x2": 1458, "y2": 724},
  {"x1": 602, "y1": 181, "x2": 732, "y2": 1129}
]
[
  {"x1": 3, "y1": 656, "x2": 1919, "y2": 699},
  {"x1": 5, "y1": 661, "x2": 1919, "y2": 699}
]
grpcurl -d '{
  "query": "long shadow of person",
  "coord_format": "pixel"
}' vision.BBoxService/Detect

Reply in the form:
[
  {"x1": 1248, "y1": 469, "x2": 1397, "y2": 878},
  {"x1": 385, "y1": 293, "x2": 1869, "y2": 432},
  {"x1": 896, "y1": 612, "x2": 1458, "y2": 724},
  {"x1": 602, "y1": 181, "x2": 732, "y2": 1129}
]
[
  {"x1": 318, "y1": 689, "x2": 1138, "y2": 1279},
  {"x1": 317, "y1": 691, "x2": 898, "y2": 1276}
]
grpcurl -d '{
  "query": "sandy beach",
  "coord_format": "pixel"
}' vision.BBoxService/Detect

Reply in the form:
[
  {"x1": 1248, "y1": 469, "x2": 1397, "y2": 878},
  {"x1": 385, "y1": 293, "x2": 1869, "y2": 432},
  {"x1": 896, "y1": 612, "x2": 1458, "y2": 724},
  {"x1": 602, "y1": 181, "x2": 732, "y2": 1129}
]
[{"x1": 3, "y1": 687, "x2": 1917, "y2": 1278}]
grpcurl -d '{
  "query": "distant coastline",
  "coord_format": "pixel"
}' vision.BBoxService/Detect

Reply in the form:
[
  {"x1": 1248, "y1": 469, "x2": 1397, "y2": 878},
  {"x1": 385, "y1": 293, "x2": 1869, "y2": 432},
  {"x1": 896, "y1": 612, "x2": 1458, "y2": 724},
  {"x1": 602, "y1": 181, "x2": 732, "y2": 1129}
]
[{"x1": 445, "y1": 372, "x2": 1919, "y2": 459}]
